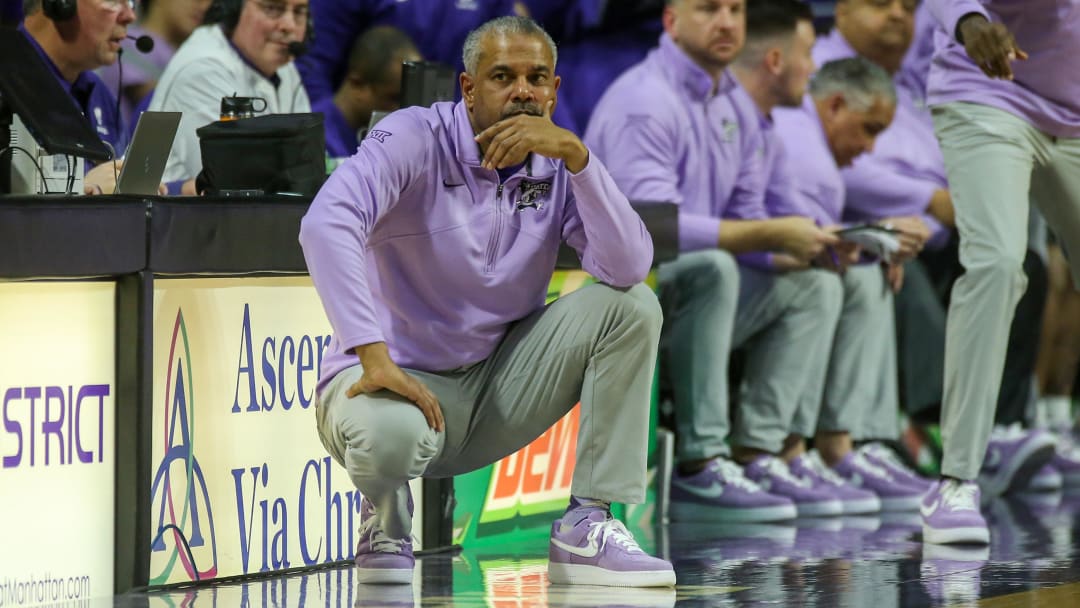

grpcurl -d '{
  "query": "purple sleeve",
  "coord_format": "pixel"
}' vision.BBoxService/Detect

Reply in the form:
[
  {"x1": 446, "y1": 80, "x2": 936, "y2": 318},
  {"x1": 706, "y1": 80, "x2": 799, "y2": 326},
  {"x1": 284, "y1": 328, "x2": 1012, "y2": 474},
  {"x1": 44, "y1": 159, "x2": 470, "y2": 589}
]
[
  {"x1": 561, "y1": 153, "x2": 654, "y2": 286},
  {"x1": 585, "y1": 112, "x2": 721, "y2": 252},
  {"x1": 841, "y1": 156, "x2": 941, "y2": 221},
  {"x1": 299, "y1": 110, "x2": 428, "y2": 353},
  {"x1": 927, "y1": 0, "x2": 989, "y2": 41},
  {"x1": 721, "y1": 130, "x2": 769, "y2": 222},
  {"x1": 297, "y1": 0, "x2": 372, "y2": 105}
]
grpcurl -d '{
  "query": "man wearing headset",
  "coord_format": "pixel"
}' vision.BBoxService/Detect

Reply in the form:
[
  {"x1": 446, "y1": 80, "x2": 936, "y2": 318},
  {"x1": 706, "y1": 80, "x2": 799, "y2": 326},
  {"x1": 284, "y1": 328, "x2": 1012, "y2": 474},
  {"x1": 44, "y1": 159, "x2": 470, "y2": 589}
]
[
  {"x1": 18, "y1": 0, "x2": 135, "y2": 194},
  {"x1": 149, "y1": 0, "x2": 311, "y2": 185}
]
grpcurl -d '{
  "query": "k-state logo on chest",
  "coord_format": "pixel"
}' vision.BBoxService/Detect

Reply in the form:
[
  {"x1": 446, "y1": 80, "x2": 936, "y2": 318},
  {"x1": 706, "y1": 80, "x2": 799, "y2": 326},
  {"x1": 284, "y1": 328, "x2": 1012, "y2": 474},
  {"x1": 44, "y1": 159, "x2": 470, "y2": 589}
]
[{"x1": 516, "y1": 180, "x2": 552, "y2": 211}]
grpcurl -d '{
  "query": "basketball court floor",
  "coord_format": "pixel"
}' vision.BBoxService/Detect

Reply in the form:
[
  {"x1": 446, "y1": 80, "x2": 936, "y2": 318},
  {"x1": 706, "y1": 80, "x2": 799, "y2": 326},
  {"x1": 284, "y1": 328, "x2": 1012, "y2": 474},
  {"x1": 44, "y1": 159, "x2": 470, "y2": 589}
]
[{"x1": 106, "y1": 490, "x2": 1080, "y2": 607}]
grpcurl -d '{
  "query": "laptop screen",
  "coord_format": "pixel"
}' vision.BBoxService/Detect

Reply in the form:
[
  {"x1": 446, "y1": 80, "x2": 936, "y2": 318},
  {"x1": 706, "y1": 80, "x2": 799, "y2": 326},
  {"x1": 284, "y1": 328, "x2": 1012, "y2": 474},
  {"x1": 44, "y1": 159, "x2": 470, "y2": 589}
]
[
  {"x1": 115, "y1": 111, "x2": 181, "y2": 195},
  {"x1": 0, "y1": 28, "x2": 112, "y2": 162}
]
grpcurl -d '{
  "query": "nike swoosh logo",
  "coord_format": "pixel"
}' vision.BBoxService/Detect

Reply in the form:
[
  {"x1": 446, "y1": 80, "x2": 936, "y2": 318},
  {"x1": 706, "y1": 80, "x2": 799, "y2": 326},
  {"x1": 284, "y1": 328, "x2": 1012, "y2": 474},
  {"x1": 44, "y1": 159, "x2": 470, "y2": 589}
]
[
  {"x1": 443, "y1": 180, "x2": 465, "y2": 188},
  {"x1": 550, "y1": 536, "x2": 600, "y2": 558},
  {"x1": 672, "y1": 479, "x2": 725, "y2": 498},
  {"x1": 920, "y1": 499, "x2": 940, "y2": 518}
]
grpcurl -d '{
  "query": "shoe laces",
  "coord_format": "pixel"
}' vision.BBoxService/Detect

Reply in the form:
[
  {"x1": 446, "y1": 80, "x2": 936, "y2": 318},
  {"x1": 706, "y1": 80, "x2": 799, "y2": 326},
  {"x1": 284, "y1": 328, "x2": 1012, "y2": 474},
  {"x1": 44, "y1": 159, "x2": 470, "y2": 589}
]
[
  {"x1": 805, "y1": 451, "x2": 848, "y2": 487},
  {"x1": 585, "y1": 515, "x2": 644, "y2": 555},
  {"x1": 761, "y1": 456, "x2": 811, "y2": 488},
  {"x1": 852, "y1": 452, "x2": 895, "y2": 481},
  {"x1": 709, "y1": 458, "x2": 763, "y2": 492},
  {"x1": 940, "y1": 480, "x2": 978, "y2": 512},
  {"x1": 864, "y1": 443, "x2": 919, "y2": 477},
  {"x1": 358, "y1": 517, "x2": 409, "y2": 554}
]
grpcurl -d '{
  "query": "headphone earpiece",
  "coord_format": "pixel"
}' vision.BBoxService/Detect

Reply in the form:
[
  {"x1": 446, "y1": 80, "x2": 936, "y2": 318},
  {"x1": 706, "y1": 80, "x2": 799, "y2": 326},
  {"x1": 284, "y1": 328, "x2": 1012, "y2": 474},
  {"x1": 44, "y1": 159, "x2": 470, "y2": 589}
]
[{"x1": 42, "y1": 0, "x2": 77, "y2": 22}]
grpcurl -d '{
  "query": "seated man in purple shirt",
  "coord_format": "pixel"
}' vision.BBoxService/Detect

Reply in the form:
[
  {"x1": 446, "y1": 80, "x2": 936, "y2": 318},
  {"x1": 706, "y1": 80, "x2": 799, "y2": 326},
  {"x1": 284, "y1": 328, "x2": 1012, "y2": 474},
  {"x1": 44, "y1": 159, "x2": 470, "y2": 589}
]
[
  {"x1": 19, "y1": 0, "x2": 135, "y2": 194},
  {"x1": 315, "y1": 25, "x2": 420, "y2": 160},
  {"x1": 587, "y1": 0, "x2": 845, "y2": 523},
  {"x1": 766, "y1": 57, "x2": 932, "y2": 512},
  {"x1": 920, "y1": 0, "x2": 1080, "y2": 545},
  {"x1": 300, "y1": 16, "x2": 675, "y2": 587}
]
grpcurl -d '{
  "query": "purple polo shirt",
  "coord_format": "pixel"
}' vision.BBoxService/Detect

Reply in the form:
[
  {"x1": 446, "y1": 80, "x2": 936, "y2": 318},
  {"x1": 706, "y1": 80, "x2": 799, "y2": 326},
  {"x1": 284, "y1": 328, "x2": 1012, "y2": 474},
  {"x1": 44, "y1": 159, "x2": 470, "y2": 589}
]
[
  {"x1": 300, "y1": 100, "x2": 652, "y2": 391},
  {"x1": 927, "y1": 0, "x2": 1080, "y2": 138},
  {"x1": 770, "y1": 97, "x2": 845, "y2": 229},
  {"x1": 584, "y1": 34, "x2": 768, "y2": 254},
  {"x1": 20, "y1": 26, "x2": 127, "y2": 156},
  {"x1": 814, "y1": 30, "x2": 947, "y2": 246}
]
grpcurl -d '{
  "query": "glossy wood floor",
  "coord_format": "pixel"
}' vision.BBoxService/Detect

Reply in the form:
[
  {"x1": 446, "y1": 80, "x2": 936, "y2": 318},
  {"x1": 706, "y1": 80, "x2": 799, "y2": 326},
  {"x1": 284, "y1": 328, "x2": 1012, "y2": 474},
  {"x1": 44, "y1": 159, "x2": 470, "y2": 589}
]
[{"x1": 113, "y1": 490, "x2": 1080, "y2": 607}]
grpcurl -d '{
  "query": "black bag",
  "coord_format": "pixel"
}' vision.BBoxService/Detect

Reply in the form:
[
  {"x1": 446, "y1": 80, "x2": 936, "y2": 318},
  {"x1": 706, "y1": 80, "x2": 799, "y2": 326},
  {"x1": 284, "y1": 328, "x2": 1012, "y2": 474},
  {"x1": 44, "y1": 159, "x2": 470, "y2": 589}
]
[{"x1": 196, "y1": 113, "x2": 326, "y2": 196}]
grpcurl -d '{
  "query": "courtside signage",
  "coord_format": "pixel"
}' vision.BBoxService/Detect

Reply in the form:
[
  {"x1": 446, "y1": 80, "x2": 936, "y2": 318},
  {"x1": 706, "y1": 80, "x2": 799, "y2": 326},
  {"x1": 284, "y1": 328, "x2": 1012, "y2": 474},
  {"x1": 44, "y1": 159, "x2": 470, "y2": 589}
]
[
  {"x1": 148, "y1": 278, "x2": 420, "y2": 585},
  {"x1": 0, "y1": 283, "x2": 116, "y2": 604}
]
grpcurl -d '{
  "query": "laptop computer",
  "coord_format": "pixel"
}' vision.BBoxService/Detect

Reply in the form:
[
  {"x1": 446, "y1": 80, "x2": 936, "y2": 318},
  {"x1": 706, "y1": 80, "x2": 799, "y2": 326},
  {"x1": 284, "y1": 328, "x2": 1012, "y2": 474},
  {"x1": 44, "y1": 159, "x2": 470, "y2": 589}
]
[{"x1": 115, "y1": 111, "x2": 181, "y2": 195}]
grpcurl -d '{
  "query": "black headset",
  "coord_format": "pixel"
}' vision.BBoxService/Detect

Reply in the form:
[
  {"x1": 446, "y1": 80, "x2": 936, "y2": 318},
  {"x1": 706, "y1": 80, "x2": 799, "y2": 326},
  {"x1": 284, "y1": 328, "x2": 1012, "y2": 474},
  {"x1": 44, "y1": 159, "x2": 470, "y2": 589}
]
[
  {"x1": 205, "y1": 0, "x2": 314, "y2": 55},
  {"x1": 42, "y1": 0, "x2": 78, "y2": 21}
]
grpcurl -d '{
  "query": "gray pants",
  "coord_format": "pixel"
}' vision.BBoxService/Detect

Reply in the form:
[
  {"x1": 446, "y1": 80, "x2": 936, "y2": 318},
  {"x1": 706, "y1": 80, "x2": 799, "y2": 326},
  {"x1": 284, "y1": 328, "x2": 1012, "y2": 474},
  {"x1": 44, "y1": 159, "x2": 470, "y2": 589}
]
[
  {"x1": 792, "y1": 265, "x2": 899, "y2": 441},
  {"x1": 659, "y1": 250, "x2": 842, "y2": 460},
  {"x1": 934, "y1": 102, "x2": 1080, "y2": 480},
  {"x1": 315, "y1": 284, "x2": 662, "y2": 538}
]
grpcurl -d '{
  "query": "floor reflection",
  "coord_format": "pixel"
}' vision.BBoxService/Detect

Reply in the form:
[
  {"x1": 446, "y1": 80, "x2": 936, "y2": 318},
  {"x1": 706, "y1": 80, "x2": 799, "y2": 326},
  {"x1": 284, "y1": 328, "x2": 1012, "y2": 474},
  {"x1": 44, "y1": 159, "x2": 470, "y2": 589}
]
[{"x1": 120, "y1": 490, "x2": 1080, "y2": 607}]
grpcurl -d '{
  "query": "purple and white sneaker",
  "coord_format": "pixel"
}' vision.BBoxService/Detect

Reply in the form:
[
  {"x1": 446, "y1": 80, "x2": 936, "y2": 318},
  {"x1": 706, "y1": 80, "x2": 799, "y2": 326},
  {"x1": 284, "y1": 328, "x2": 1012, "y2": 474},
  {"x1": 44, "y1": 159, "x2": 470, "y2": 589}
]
[
  {"x1": 978, "y1": 424, "x2": 1056, "y2": 497},
  {"x1": 921, "y1": 478, "x2": 989, "y2": 545},
  {"x1": 670, "y1": 457, "x2": 797, "y2": 523},
  {"x1": 789, "y1": 451, "x2": 881, "y2": 515},
  {"x1": 832, "y1": 451, "x2": 925, "y2": 511},
  {"x1": 1049, "y1": 436, "x2": 1080, "y2": 487},
  {"x1": 548, "y1": 502, "x2": 675, "y2": 587},
  {"x1": 858, "y1": 442, "x2": 934, "y2": 493},
  {"x1": 1026, "y1": 463, "x2": 1064, "y2": 491},
  {"x1": 743, "y1": 455, "x2": 843, "y2": 517},
  {"x1": 354, "y1": 495, "x2": 414, "y2": 584}
]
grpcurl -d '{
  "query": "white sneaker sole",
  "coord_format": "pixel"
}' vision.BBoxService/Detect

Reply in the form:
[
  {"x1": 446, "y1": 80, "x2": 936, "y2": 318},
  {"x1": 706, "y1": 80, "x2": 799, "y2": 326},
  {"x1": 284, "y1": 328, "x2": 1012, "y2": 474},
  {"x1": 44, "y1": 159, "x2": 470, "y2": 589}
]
[
  {"x1": 670, "y1": 501, "x2": 797, "y2": 523},
  {"x1": 795, "y1": 499, "x2": 844, "y2": 517},
  {"x1": 880, "y1": 494, "x2": 924, "y2": 512},
  {"x1": 355, "y1": 565, "x2": 413, "y2": 584},
  {"x1": 840, "y1": 495, "x2": 882, "y2": 515},
  {"x1": 922, "y1": 524, "x2": 990, "y2": 545},
  {"x1": 548, "y1": 563, "x2": 676, "y2": 587}
]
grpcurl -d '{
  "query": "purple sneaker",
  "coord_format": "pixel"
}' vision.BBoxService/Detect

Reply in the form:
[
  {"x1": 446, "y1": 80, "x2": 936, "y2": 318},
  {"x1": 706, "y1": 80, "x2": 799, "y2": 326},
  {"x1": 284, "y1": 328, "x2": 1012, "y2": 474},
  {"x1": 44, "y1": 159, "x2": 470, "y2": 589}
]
[
  {"x1": 548, "y1": 504, "x2": 675, "y2": 587},
  {"x1": 789, "y1": 451, "x2": 881, "y2": 515},
  {"x1": 670, "y1": 457, "x2": 797, "y2": 523},
  {"x1": 832, "y1": 451, "x2": 925, "y2": 511},
  {"x1": 354, "y1": 494, "x2": 414, "y2": 584},
  {"x1": 1050, "y1": 437, "x2": 1080, "y2": 487},
  {"x1": 1025, "y1": 463, "x2": 1064, "y2": 491},
  {"x1": 858, "y1": 442, "x2": 934, "y2": 493},
  {"x1": 921, "y1": 478, "x2": 989, "y2": 544},
  {"x1": 978, "y1": 424, "x2": 1056, "y2": 497},
  {"x1": 743, "y1": 455, "x2": 843, "y2": 517}
]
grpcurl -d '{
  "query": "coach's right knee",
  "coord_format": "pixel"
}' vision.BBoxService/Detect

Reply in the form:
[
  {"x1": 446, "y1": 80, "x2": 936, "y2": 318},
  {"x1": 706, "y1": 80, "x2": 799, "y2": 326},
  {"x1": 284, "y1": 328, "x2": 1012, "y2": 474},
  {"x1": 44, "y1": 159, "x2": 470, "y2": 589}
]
[{"x1": 341, "y1": 402, "x2": 439, "y2": 483}]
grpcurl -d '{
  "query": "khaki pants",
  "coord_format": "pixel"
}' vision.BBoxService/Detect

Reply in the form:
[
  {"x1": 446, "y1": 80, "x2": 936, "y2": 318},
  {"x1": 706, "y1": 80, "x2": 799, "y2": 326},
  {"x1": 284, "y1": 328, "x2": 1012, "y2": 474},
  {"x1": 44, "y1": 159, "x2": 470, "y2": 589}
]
[
  {"x1": 315, "y1": 284, "x2": 661, "y2": 538},
  {"x1": 934, "y1": 102, "x2": 1080, "y2": 480}
]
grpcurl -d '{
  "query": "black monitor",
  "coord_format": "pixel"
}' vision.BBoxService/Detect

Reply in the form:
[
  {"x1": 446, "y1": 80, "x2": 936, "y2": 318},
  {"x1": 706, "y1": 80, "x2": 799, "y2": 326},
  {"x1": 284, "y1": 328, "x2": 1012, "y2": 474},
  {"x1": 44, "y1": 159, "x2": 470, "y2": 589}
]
[
  {"x1": 400, "y1": 61, "x2": 456, "y2": 108},
  {"x1": 0, "y1": 27, "x2": 112, "y2": 162}
]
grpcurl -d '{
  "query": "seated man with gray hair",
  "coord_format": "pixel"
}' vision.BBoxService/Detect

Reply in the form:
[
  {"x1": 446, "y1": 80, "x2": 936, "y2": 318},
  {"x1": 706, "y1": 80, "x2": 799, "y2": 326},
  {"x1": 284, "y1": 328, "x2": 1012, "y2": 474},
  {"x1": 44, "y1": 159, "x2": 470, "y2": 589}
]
[
  {"x1": 768, "y1": 57, "x2": 930, "y2": 511},
  {"x1": 300, "y1": 15, "x2": 675, "y2": 587}
]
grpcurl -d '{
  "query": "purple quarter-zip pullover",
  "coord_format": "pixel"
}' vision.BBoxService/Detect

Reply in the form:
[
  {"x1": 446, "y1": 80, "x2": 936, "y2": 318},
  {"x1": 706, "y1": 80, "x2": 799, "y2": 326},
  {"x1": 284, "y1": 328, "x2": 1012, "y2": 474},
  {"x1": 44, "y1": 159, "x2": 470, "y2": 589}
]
[
  {"x1": 926, "y1": 0, "x2": 1080, "y2": 138},
  {"x1": 584, "y1": 34, "x2": 769, "y2": 254},
  {"x1": 300, "y1": 100, "x2": 653, "y2": 393}
]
